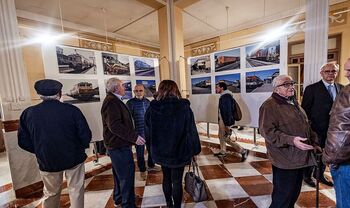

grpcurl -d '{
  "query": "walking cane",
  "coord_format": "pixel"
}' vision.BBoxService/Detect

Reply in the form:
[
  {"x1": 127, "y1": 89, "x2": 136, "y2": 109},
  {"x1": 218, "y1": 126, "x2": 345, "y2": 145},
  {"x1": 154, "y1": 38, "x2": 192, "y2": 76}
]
[{"x1": 315, "y1": 152, "x2": 323, "y2": 208}]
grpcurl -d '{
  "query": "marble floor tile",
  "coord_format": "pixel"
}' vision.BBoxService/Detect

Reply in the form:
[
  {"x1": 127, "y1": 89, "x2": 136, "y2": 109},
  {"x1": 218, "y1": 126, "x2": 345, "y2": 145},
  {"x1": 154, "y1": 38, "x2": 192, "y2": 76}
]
[
  {"x1": 141, "y1": 195, "x2": 166, "y2": 207},
  {"x1": 196, "y1": 155, "x2": 222, "y2": 166},
  {"x1": 145, "y1": 170, "x2": 163, "y2": 186},
  {"x1": 244, "y1": 154, "x2": 268, "y2": 163},
  {"x1": 250, "y1": 195, "x2": 272, "y2": 208},
  {"x1": 249, "y1": 161, "x2": 272, "y2": 175},
  {"x1": 0, "y1": 189, "x2": 16, "y2": 207},
  {"x1": 85, "y1": 174, "x2": 114, "y2": 191},
  {"x1": 214, "y1": 197, "x2": 257, "y2": 208},
  {"x1": 235, "y1": 175, "x2": 273, "y2": 196},
  {"x1": 199, "y1": 146, "x2": 214, "y2": 155},
  {"x1": 142, "y1": 184, "x2": 164, "y2": 198},
  {"x1": 320, "y1": 189, "x2": 336, "y2": 202},
  {"x1": 296, "y1": 191, "x2": 335, "y2": 207},
  {"x1": 183, "y1": 200, "x2": 217, "y2": 208},
  {"x1": 205, "y1": 178, "x2": 248, "y2": 200},
  {"x1": 84, "y1": 189, "x2": 113, "y2": 208},
  {"x1": 262, "y1": 174, "x2": 272, "y2": 183},
  {"x1": 224, "y1": 163, "x2": 261, "y2": 177},
  {"x1": 218, "y1": 153, "x2": 242, "y2": 164},
  {"x1": 199, "y1": 165, "x2": 232, "y2": 180}
]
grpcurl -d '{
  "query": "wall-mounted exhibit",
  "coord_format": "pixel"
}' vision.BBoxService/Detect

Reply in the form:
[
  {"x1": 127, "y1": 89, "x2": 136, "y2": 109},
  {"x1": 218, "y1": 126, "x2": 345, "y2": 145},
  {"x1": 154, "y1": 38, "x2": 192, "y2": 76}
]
[
  {"x1": 41, "y1": 45, "x2": 160, "y2": 142},
  {"x1": 188, "y1": 38, "x2": 287, "y2": 127}
]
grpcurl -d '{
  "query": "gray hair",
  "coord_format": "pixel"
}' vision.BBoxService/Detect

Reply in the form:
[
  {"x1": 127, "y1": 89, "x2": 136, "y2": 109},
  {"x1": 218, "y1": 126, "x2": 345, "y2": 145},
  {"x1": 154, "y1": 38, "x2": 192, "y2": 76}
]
[
  {"x1": 134, "y1": 83, "x2": 145, "y2": 89},
  {"x1": 272, "y1": 75, "x2": 293, "y2": 88},
  {"x1": 106, "y1": 78, "x2": 121, "y2": 93},
  {"x1": 320, "y1": 62, "x2": 339, "y2": 71},
  {"x1": 40, "y1": 93, "x2": 60, "y2": 101}
]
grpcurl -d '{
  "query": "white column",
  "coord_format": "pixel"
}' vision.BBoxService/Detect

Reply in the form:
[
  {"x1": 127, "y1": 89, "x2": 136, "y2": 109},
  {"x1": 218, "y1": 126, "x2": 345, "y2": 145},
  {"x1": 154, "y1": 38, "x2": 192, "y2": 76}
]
[
  {"x1": 0, "y1": 0, "x2": 31, "y2": 120},
  {"x1": 304, "y1": 0, "x2": 329, "y2": 87}
]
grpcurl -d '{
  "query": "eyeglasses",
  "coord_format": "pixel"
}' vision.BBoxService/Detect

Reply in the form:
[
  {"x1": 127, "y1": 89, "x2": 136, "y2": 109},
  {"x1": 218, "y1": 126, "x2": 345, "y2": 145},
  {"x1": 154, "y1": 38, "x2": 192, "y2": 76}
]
[
  {"x1": 276, "y1": 81, "x2": 296, "y2": 88},
  {"x1": 135, "y1": 90, "x2": 144, "y2": 92},
  {"x1": 323, "y1": 70, "x2": 338, "y2": 74}
]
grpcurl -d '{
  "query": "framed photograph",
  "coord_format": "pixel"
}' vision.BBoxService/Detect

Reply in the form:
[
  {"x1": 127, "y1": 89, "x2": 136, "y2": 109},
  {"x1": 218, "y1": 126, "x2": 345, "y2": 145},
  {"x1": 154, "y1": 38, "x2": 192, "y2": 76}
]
[
  {"x1": 190, "y1": 55, "x2": 211, "y2": 75},
  {"x1": 134, "y1": 58, "x2": 155, "y2": 76},
  {"x1": 214, "y1": 48, "x2": 240, "y2": 72},
  {"x1": 102, "y1": 53, "x2": 130, "y2": 75},
  {"x1": 60, "y1": 79, "x2": 100, "y2": 104},
  {"x1": 191, "y1": 77, "x2": 211, "y2": 94},
  {"x1": 246, "y1": 40, "x2": 280, "y2": 68},
  {"x1": 56, "y1": 46, "x2": 96, "y2": 74},
  {"x1": 136, "y1": 80, "x2": 156, "y2": 97},
  {"x1": 215, "y1": 73, "x2": 241, "y2": 93},
  {"x1": 246, "y1": 68, "x2": 279, "y2": 93}
]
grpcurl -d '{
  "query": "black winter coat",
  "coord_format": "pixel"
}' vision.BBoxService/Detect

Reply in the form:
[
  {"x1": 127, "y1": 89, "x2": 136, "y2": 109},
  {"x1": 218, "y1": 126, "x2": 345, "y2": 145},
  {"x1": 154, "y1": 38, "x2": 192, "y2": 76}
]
[
  {"x1": 18, "y1": 100, "x2": 92, "y2": 172},
  {"x1": 145, "y1": 97, "x2": 201, "y2": 168}
]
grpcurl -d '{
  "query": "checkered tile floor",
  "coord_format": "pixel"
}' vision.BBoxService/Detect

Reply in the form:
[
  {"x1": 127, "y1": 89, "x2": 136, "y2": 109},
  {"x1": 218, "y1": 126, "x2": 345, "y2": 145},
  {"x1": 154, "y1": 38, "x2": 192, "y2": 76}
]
[{"x1": 17, "y1": 143, "x2": 336, "y2": 208}]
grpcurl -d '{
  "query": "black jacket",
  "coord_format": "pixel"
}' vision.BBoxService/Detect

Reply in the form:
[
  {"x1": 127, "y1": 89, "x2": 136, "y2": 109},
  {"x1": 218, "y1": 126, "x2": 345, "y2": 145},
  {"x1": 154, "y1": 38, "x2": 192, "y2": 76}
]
[
  {"x1": 101, "y1": 93, "x2": 138, "y2": 150},
  {"x1": 18, "y1": 100, "x2": 91, "y2": 172},
  {"x1": 145, "y1": 97, "x2": 201, "y2": 168},
  {"x1": 301, "y1": 80, "x2": 343, "y2": 148},
  {"x1": 126, "y1": 97, "x2": 150, "y2": 137},
  {"x1": 219, "y1": 91, "x2": 236, "y2": 126}
]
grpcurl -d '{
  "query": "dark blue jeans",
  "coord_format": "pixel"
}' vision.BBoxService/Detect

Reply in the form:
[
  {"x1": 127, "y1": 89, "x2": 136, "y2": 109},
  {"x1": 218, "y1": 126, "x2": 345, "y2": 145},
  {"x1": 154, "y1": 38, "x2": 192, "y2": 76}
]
[
  {"x1": 109, "y1": 146, "x2": 135, "y2": 208},
  {"x1": 331, "y1": 164, "x2": 350, "y2": 208},
  {"x1": 136, "y1": 144, "x2": 155, "y2": 172}
]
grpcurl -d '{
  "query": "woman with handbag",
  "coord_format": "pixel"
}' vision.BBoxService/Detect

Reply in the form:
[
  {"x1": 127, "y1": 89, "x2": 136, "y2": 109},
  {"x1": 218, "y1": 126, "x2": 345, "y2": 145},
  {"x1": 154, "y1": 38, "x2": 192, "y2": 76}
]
[{"x1": 145, "y1": 80, "x2": 201, "y2": 208}]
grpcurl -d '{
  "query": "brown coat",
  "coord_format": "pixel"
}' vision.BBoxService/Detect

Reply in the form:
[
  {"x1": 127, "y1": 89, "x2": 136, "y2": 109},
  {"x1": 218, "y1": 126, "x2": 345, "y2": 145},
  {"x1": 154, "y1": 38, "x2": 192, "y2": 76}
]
[
  {"x1": 101, "y1": 93, "x2": 138, "y2": 150},
  {"x1": 259, "y1": 93, "x2": 317, "y2": 169},
  {"x1": 323, "y1": 85, "x2": 350, "y2": 165}
]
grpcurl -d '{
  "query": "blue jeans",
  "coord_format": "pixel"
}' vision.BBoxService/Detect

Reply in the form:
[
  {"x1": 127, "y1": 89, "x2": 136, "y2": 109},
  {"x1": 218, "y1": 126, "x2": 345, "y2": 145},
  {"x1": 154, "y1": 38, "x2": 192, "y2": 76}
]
[
  {"x1": 136, "y1": 144, "x2": 155, "y2": 172},
  {"x1": 331, "y1": 164, "x2": 350, "y2": 208},
  {"x1": 109, "y1": 146, "x2": 135, "y2": 208}
]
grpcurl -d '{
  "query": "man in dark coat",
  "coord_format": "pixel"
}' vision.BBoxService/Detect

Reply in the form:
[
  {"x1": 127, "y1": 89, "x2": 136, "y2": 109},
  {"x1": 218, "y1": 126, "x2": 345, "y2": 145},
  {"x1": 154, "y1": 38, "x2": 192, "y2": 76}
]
[
  {"x1": 101, "y1": 78, "x2": 145, "y2": 208},
  {"x1": 213, "y1": 82, "x2": 248, "y2": 161},
  {"x1": 126, "y1": 84, "x2": 159, "y2": 181},
  {"x1": 301, "y1": 62, "x2": 343, "y2": 187},
  {"x1": 18, "y1": 79, "x2": 92, "y2": 208}
]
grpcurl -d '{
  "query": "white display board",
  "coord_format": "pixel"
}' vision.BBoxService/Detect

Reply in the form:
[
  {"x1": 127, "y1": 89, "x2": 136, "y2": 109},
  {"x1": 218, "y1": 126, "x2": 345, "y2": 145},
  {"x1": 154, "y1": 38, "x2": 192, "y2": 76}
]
[
  {"x1": 41, "y1": 45, "x2": 160, "y2": 142},
  {"x1": 188, "y1": 37, "x2": 288, "y2": 127}
]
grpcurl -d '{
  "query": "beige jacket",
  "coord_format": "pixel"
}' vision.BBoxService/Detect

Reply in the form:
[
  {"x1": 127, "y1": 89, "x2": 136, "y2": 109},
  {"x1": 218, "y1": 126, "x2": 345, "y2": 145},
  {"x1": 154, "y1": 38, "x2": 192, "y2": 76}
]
[{"x1": 259, "y1": 93, "x2": 317, "y2": 169}]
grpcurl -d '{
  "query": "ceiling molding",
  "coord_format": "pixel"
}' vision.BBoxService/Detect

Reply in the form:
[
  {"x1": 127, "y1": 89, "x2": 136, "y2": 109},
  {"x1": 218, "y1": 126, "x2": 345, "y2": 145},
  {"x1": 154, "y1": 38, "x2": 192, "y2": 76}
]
[
  {"x1": 175, "y1": 0, "x2": 201, "y2": 9},
  {"x1": 136, "y1": 0, "x2": 166, "y2": 10},
  {"x1": 16, "y1": 9, "x2": 160, "y2": 48}
]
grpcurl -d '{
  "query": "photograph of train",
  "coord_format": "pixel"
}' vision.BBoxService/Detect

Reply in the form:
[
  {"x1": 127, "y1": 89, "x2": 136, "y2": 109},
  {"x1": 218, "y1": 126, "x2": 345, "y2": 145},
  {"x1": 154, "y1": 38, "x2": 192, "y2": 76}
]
[
  {"x1": 246, "y1": 40, "x2": 280, "y2": 68},
  {"x1": 136, "y1": 80, "x2": 156, "y2": 97},
  {"x1": 245, "y1": 68, "x2": 279, "y2": 93},
  {"x1": 191, "y1": 77, "x2": 211, "y2": 94},
  {"x1": 215, "y1": 74, "x2": 241, "y2": 93},
  {"x1": 214, "y1": 48, "x2": 240, "y2": 72},
  {"x1": 60, "y1": 79, "x2": 100, "y2": 104},
  {"x1": 190, "y1": 55, "x2": 211, "y2": 75},
  {"x1": 56, "y1": 46, "x2": 96, "y2": 74},
  {"x1": 102, "y1": 53, "x2": 130, "y2": 75},
  {"x1": 134, "y1": 58, "x2": 155, "y2": 76}
]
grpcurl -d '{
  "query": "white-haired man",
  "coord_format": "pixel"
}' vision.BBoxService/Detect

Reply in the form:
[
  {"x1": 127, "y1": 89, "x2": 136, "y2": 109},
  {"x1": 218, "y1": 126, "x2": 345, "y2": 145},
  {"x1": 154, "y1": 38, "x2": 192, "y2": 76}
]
[
  {"x1": 101, "y1": 78, "x2": 145, "y2": 208},
  {"x1": 259, "y1": 75, "x2": 320, "y2": 207},
  {"x1": 301, "y1": 62, "x2": 343, "y2": 187}
]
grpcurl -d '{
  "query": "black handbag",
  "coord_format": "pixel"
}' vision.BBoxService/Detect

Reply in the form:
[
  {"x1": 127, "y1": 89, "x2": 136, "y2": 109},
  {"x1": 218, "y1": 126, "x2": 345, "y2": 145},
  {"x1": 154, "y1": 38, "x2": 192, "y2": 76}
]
[{"x1": 184, "y1": 158, "x2": 208, "y2": 202}]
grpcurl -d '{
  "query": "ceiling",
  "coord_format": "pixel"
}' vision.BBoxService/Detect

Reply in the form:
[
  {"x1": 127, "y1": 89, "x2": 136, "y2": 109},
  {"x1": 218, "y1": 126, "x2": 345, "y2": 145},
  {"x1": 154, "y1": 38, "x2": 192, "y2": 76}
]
[{"x1": 14, "y1": 0, "x2": 348, "y2": 48}]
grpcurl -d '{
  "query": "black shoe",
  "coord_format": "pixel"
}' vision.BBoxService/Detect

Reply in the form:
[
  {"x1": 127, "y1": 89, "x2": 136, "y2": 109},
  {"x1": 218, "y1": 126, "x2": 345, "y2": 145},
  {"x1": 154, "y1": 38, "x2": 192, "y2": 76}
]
[
  {"x1": 238, "y1": 126, "x2": 244, "y2": 130},
  {"x1": 241, "y1": 149, "x2": 249, "y2": 162},
  {"x1": 319, "y1": 177, "x2": 333, "y2": 187},
  {"x1": 213, "y1": 152, "x2": 226, "y2": 157},
  {"x1": 304, "y1": 178, "x2": 316, "y2": 187},
  {"x1": 166, "y1": 201, "x2": 174, "y2": 208}
]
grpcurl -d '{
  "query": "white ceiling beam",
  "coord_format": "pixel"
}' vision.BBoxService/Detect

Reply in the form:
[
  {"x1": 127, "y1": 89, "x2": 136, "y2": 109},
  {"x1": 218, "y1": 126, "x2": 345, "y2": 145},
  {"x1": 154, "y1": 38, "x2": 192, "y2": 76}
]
[
  {"x1": 136, "y1": 0, "x2": 166, "y2": 10},
  {"x1": 174, "y1": 0, "x2": 201, "y2": 9}
]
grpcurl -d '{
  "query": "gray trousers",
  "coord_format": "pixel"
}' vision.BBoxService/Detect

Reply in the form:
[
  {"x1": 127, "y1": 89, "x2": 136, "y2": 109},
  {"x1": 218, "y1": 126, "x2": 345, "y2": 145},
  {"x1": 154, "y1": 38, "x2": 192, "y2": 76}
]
[{"x1": 40, "y1": 162, "x2": 85, "y2": 208}]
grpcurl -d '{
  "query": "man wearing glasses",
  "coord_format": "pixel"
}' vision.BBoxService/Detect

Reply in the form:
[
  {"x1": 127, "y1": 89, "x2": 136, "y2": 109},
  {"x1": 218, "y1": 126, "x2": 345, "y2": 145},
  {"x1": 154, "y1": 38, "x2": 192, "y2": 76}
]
[
  {"x1": 324, "y1": 58, "x2": 350, "y2": 207},
  {"x1": 259, "y1": 75, "x2": 320, "y2": 208},
  {"x1": 127, "y1": 84, "x2": 160, "y2": 181},
  {"x1": 301, "y1": 62, "x2": 343, "y2": 187}
]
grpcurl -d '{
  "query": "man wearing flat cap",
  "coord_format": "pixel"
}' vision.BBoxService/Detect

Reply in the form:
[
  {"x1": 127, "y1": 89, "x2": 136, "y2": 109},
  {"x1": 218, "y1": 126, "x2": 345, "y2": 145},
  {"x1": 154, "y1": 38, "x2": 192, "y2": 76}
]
[{"x1": 18, "y1": 79, "x2": 92, "y2": 208}]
